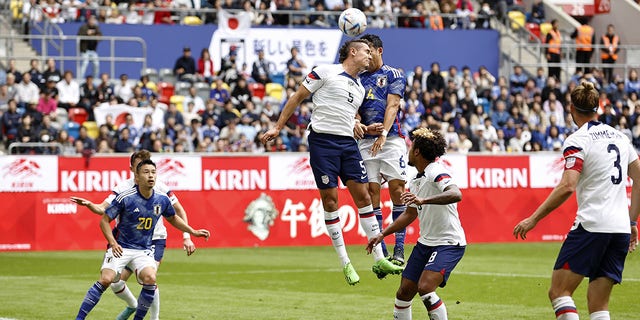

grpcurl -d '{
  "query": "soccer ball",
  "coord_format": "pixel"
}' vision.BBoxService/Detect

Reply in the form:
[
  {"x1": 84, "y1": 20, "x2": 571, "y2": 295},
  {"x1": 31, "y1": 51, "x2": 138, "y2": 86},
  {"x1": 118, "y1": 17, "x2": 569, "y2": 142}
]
[{"x1": 338, "y1": 8, "x2": 367, "y2": 37}]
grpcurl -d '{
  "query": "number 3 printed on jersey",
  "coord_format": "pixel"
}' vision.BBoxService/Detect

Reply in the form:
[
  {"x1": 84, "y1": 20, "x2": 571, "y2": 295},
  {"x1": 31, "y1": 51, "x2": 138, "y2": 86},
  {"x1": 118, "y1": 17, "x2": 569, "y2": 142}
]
[{"x1": 608, "y1": 144, "x2": 622, "y2": 185}]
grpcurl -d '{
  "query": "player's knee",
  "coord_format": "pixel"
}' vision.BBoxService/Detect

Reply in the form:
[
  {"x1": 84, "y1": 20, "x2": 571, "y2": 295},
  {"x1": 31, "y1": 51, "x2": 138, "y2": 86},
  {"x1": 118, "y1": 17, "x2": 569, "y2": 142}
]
[
  {"x1": 396, "y1": 285, "x2": 415, "y2": 301},
  {"x1": 138, "y1": 270, "x2": 157, "y2": 285},
  {"x1": 417, "y1": 282, "x2": 438, "y2": 296}
]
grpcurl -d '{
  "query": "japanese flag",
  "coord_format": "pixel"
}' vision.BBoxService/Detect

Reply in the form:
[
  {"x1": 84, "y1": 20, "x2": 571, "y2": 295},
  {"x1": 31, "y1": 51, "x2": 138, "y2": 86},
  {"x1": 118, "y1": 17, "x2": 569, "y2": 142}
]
[{"x1": 217, "y1": 10, "x2": 251, "y2": 35}]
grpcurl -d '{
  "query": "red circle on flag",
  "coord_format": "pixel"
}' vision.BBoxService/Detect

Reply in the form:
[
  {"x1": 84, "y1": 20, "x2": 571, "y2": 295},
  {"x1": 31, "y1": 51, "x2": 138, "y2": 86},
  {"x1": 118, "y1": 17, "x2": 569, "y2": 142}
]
[{"x1": 228, "y1": 17, "x2": 239, "y2": 30}]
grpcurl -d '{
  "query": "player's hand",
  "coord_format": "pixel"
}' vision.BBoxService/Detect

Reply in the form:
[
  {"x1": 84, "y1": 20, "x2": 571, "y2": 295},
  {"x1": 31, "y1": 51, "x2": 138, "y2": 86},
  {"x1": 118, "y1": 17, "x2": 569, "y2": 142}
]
[
  {"x1": 260, "y1": 128, "x2": 279, "y2": 144},
  {"x1": 111, "y1": 243, "x2": 123, "y2": 258},
  {"x1": 353, "y1": 122, "x2": 366, "y2": 139},
  {"x1": 366, "y1": 123, "x2": 384, "y2": 136},
  {"x1": 370, "y1": 135, "x2": 386, "y2": 156},
  {"x1": 630, "y1": 226, "x2": 638, "y2": 252},
  {"x1": 400, "y1": 191, "x2": 422, "y2": 206},
  {"x1": 70, "y1": 196, "x2": 92, "y2": 207},
  {"x1": 513, "y1": 217, "x2": 537, "y2": 240},
  {"x1": 366, "y1": 233, "x2": 384, "y2": 254},
  {"x1": 192, "y1": 229, "x2": 211, "y2": 240},
  {"x1": 183, "y1": 238, "x2": 196, "y2": 256}
]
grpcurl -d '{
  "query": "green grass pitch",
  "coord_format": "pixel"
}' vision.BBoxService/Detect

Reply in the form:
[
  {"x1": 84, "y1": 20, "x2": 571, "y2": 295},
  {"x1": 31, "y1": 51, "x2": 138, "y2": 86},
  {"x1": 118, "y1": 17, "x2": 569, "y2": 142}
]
[{"x1": 0, "y1": 243, "x2": 638, "y2": 319}]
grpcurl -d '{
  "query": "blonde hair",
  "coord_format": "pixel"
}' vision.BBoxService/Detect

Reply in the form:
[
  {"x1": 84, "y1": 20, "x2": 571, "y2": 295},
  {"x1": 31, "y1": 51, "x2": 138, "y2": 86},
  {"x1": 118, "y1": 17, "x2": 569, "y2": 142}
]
[{"x1": 570, "y1": 81, "x2": 599, "y2": 114}]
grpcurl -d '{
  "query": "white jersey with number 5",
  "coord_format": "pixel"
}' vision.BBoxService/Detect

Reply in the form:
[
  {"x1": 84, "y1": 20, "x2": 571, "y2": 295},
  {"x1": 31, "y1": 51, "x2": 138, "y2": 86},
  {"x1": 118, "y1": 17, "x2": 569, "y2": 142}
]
[
  {"x1": 408, "y1": 162, "x2": 466, "y2": 247},
  {"x1": 562, "y1": 121, "x2": 638, "y2": 233},
  {"x1": 302, "y1": 64, "x2": 365, "y2": 137},
  {"x1": 105, "y1": 178, "x2": 179, "y2": 240}
]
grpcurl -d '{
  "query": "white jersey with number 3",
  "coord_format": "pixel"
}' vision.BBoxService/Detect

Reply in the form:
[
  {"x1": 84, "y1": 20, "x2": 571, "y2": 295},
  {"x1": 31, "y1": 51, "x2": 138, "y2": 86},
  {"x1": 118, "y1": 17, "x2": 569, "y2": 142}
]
[
  {"x1": 562, "y1": 121, "x2": 638, "y2": 233},
  {"x1": 408, "y1": 162, "x2": 466, "y2": 247},
  {"x1": 105, "y1": 178, "x2": 179, "y2": 240},
  {"x1": 302, "y1": 64, "x2": 365, "y2": 137}
]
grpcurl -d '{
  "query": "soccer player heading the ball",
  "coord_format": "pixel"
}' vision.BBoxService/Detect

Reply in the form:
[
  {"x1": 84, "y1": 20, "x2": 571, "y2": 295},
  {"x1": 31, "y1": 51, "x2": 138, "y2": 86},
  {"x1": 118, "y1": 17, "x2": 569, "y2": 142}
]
[
  {"x1": 261, "y1": 39, "x2": 404, "y2": 286},
  {"x1": 367, "y1": 128, "x2": 466, "y2": 320},
  {"x1": 514, "y1": 81, "x2": 640, "y2": 320},
  {"x1": 355, "y1": 33, "x2": 408, "y2": 268},
  {"x1": 75, "y1": 160, "x2": 210, "y2": 320}
]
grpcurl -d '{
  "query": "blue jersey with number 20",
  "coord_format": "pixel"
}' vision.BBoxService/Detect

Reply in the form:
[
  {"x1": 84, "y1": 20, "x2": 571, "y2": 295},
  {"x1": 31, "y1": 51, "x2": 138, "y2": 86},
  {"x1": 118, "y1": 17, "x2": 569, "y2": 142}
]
[{"x1": 106, "y1": 186, "x2": 176, "y2": 250}]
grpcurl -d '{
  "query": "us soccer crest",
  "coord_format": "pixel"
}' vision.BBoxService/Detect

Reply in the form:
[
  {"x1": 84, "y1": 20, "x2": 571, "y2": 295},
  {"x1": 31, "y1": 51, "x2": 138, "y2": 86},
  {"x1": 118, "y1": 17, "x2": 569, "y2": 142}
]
[
  {"x1": 243, "y1": 193, "x2": 279, "y2": 241},
  {"x1": 153, "y1": 204, "x2": 162, "y2": 216},
  {"x1": 376, "y1": 75, "x2": 387, "y2": 88}
]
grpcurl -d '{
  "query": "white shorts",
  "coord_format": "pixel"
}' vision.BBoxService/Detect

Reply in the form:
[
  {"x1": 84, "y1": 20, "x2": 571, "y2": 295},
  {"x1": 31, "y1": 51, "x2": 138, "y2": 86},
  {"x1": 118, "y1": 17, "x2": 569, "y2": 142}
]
[
  {"x1": 101, "y1": 247, "x2": 157, "y2": 282},
  {"x1": 358, "y1": 136, "x2": 408, "y2": 184}
]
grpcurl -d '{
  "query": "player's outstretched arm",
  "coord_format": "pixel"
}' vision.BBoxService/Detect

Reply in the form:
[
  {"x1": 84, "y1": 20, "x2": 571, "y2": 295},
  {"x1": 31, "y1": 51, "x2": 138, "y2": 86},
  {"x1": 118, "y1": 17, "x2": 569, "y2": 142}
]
[
  {"x1": 165, "y1": 215, "x2": 210, "y2": 240},
  {"x1": 366, "y1": 207, "x2": 416, "y2": 254},
  {"x1": 514, "y1": 169, "x2": 579, "y2": 240},
  {"x1": 70, "y1": 197, "x2": 109, "y2": 215},
  {"x1": 261, "y1": 85, "x2": 311, "y2": 144},
  {"x1": 172, "y1": 201, "x2": 196, "y2": 256}
]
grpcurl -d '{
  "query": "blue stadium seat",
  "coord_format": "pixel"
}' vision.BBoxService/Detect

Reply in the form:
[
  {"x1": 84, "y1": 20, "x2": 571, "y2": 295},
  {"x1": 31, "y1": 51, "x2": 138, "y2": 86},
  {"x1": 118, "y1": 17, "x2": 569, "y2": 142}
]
[{"x1": 64, "y1": 121, "x2": 81, "y2": 140}]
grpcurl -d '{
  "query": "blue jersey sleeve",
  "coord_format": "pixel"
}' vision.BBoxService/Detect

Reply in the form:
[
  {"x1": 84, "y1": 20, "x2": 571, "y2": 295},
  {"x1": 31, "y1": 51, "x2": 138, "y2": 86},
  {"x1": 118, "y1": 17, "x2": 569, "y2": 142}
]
[
  {"x1": 105, "y1": 197, "x2": 124, "y2": 220},
  {"x1": 387, "y1": 67, "x2": 406, "y2": 98},
  {"x1": 162, "y1": 198, "x2": 176, "y2": 218}
]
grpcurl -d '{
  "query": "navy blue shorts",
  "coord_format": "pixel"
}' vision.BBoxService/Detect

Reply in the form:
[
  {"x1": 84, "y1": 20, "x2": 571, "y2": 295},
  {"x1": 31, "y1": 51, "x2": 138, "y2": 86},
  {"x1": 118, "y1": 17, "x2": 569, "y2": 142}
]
[
  {"x1": 554, "y1": 224, "x2": 629, "y2": 283},
  {"x1": 124, "y1": 239, "x2": 166, "y2": 272},
  {"x1": 402, "y1": 243, "x2": 466, "y2": 288},
  {"x1": 308, "y1": 129, "x2": 368, "y2": 189}
]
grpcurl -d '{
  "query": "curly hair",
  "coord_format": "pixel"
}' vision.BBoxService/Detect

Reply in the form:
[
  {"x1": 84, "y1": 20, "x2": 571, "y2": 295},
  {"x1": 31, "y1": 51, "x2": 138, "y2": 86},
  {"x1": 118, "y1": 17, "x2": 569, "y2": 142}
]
[
  {"x1": 411, "y1": 127, "x2": 447, "y2": 161},
  {"x1": 338, "y1": 39, "x2": 371, "y2": 63}
]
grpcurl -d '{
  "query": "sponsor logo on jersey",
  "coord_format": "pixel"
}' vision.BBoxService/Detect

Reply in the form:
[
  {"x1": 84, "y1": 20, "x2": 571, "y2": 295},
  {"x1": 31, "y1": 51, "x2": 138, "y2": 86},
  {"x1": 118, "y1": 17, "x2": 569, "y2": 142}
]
[
  {"x1": 376, "y1": 75, "x2": 387, "y2": 88},
  {"x1": 134, "y1": 208, "x2": 140, "y2": 213}
]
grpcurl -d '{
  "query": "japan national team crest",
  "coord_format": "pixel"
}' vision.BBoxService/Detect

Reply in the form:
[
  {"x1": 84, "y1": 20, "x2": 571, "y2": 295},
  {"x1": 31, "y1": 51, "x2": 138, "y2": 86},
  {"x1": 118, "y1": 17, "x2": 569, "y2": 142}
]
[
  {"x1": 376, "y1": 75, "x2": 387, "y2": 88},
  {"x1": 153, "y1": 204, "x2": 161, "y2": 216}
]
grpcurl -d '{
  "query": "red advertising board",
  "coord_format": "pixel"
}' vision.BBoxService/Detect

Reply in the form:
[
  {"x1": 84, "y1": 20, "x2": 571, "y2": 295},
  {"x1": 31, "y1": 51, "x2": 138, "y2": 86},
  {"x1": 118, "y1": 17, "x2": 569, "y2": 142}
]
[{"x1": 0, "y1": 154, "x2": 584, "y2": 251}]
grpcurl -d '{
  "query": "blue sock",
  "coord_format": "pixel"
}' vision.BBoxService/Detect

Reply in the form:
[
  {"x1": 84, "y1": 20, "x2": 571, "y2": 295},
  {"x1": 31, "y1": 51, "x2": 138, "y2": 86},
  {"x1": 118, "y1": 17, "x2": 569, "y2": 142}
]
[
  {"x1": 76, "y1": 281, "x2": 107, "y2": 320},
  {"x1": 392, "y1": 205, "x2": 406, "y2": 252},
  {"x1": 133, "y1": 284, "x2": 157, "y2": 320},
  {"x1": 373, "y1": 207, "x2": 388, "y2": 256}
]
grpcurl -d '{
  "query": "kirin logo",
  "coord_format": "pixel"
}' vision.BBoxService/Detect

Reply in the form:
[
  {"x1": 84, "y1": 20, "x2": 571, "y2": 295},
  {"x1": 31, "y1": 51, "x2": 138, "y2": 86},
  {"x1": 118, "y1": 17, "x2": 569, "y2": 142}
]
[{"x1": 2, "y1": 158, "x2": 42, "y2": 179}]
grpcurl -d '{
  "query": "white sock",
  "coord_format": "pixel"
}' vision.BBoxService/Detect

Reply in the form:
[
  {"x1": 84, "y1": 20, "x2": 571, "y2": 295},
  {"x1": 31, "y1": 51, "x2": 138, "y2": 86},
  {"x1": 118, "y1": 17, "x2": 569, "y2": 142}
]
[
  {"x1": 110, "y1": 280, "x2": 137, "y2": 308},
  {"x1": 421, "y1": 292, "x2": 447, "y2": 320},
  {"x1": 324, "y1": 210, "x2": 350, "y2": 267},
  {"x1": 394, "y1": 298, "x2": 412, "y2": 320},
  {"x1": 590, "y1": 311, "x2": 610, "y2": 320},
  {"x1": 358, "y1": 205, "x2": 385, "y2": 261},
  {"x1": 149, "y1": 286, "x2": 160, "y2": 320},
  {"x1": 551, "y1": 296, "x2": 579, "y2": 320}
]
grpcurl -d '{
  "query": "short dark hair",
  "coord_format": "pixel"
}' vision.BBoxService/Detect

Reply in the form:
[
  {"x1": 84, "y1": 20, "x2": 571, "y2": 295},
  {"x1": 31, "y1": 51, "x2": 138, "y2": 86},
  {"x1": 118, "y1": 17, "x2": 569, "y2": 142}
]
[
  {"x1": 359, "y1": 34, "x2": 383, "y2": 49},
  {"x1": 338, "y1": 39, "x2": 371, "y2": 63},
  {"x1": 136, "y1": 159, "x2": 156, "y2": 173}
]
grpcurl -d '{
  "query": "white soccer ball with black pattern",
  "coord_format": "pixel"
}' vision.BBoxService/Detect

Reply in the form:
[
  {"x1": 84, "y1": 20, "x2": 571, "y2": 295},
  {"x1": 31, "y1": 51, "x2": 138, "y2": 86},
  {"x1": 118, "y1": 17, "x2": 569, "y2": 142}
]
[{"x1": 338, "y1": 8, "x2": 367, "y2": 37}]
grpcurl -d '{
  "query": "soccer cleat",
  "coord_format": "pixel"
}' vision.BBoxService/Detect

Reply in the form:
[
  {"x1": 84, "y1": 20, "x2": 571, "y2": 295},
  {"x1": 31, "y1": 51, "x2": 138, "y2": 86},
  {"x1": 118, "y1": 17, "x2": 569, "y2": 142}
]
[
  {"x1": 391, "y1": 247, "x2": 405, "y2": 266},
  {"x1": 372, "y1": 258, "x2": 404, "y2": 279},
  {"x1": 115, "y1": 306, "x2": 136, "y2": 320},
  {"x1": 343, "y1": 262, "x2": 360, "y2": 285}
]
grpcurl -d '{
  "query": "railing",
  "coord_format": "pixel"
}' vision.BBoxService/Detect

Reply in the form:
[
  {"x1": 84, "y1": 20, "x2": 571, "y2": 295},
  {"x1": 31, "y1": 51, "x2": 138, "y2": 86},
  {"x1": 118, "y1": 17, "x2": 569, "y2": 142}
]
[
  {"x1": 0, "y1": 33, "x2": 147, "y2": 80},
  {"x1": 506, "y1": 43, "x2": 640, "y2": 82},
  {"x1": 8, "y1": 142, "x2": 64, "y2": 155}
]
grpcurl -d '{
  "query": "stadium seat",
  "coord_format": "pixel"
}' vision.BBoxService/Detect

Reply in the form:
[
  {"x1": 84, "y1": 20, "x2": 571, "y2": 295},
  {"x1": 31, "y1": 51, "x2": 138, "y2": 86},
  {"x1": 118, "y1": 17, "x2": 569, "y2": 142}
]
[
  {"x1": 266, "y1": 83, "x2": 284, "y2": 101},
  {"x1": 508, "y1": 10, "x2": 525, "y2": 30},
  {"x1": 64, "y1": 121, "x2": 81, "y2": 140},
  {"x1": 249, "y1": 83, "x2": 266, "y2": 99},
  {"x1": 170, "y1": 95, "x2": 185, "y2": 112},
  {"x1": 175, "y1": 81, "x2": 192, "y2": 96},
  {"x1": 158, "y1": 81, "x2": 175, "y2": 104},
  {"x1": 82, "y1": 121, "x2": 99, "y2": 139},
  {"x1": 526, "y1": 22, "x2": 541, "y2": 41},
  {"x1": 183, "y1": 16, "x2": 203, "y2": 25},
  {"x1": 159, "y1": 68, "x2": 176, "y2": 84},
  {"x1": 68, "y1": 108, "x2": 88, "y2": 125},
  {"x1": 141, "y1": 68, "x2": 159, "y2": 83},
  {"x1": 138, "y1": 80, "x2": 158, "y2": 93},
  {"x1": 271, "y1": 73, "x2": 286, "y2": 86},
  {"x1": 540, "y1": 22, "x2": 552, "y2": 39},
  {"x1": 211, "y1": 81, "x2": 231, "y2": 92},
  {"x1": 194, "y1": 82, "x2": 211, "y2": 101},
  {"x1": 10, "y1": 0, "x2": 23, "y2": 20}
]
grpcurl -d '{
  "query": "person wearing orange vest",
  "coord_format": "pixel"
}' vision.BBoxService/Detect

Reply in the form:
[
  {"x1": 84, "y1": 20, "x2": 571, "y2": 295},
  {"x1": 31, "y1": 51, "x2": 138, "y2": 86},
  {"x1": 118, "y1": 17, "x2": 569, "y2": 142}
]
[
  {"x1": 571, "y1": 21, "x2": 595, "y2": 73},
  {"x1": 545, "y1": 19, "x2": 562, "y2": 82},
  {"x1": 600, "y1": 24, "x2": 620, "y2": 84},
  {"x1": 428, "y1": 8, "x2": 444, "y2": 30}
]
